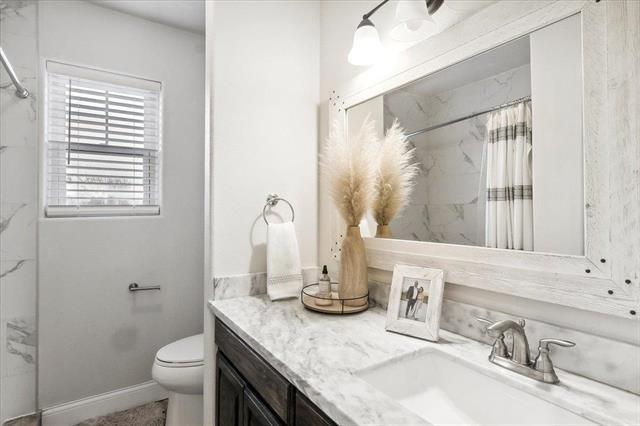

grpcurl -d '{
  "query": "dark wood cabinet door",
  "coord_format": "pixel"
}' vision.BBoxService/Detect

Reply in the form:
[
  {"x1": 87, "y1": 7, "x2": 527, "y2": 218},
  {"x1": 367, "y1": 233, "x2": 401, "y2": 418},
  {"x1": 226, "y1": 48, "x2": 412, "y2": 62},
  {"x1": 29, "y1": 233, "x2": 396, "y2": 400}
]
[
  {"x1": 216, "y1": 320, "x2": 291, "y2": 421},
  {"x1": 294, "y1": 392, "x2": 336, "y2": 426},
  {"x1": 215, "y1": 318, "x2": 336, "y2": 426},
  {"x1": 243, "y1": 387, "x2": 283, "y2": 426},
  {"x1": 217, "y1": 353, "x2": 245, "y2": 426}
]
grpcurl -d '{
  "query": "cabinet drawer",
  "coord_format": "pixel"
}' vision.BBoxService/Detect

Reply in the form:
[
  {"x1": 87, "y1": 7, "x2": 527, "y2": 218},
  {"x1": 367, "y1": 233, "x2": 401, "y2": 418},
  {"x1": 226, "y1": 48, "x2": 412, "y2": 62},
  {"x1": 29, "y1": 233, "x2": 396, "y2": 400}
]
[{"x1": 216, "y1": 319, "x2": 292, "y2": 422}]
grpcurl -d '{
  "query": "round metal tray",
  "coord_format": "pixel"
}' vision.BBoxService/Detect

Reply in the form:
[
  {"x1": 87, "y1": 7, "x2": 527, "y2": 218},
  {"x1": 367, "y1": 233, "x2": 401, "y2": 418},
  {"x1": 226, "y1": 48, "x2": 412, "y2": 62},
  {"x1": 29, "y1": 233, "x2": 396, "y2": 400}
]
[{"x1": 300, "y1": 283, "x2": 369, "y2": 315}]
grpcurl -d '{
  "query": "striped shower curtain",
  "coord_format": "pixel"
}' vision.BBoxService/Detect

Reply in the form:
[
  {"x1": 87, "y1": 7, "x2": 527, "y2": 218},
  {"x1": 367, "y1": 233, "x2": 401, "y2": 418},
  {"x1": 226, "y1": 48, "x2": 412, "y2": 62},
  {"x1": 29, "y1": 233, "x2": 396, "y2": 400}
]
[{"x1": 485, "y1": 101, "x2": 533, "y2": 251}]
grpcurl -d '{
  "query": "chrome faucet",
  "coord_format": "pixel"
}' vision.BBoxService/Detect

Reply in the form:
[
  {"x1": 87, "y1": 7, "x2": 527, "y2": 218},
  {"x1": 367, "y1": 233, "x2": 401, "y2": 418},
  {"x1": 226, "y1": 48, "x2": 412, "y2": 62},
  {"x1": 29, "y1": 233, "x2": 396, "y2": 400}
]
[
  {"x1": 486, "y1": 319, "x2": 530, "y2": 365},
  {"x1": 476, "y1": 317, "x2": 575, "y2": 384}
]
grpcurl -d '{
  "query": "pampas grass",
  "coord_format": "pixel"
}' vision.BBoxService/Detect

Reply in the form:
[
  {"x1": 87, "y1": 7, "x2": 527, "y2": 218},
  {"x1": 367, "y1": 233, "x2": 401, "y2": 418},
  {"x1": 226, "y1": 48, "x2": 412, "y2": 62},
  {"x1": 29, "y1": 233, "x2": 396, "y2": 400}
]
[
  {"x1": 321, "y1": 118, "x2": 378, "y2": 227},
  {"x1": 372, "y1": 119, "x2": 419, "y2": 226}
]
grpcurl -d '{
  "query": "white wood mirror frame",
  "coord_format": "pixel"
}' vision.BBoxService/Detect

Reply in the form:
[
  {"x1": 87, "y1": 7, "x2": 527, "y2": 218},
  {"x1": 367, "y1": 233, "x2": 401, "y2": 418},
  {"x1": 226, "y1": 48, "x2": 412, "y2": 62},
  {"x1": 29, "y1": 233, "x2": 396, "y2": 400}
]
[{"x1": 328, "y1": 0, "x2": 639, "y2": 319}]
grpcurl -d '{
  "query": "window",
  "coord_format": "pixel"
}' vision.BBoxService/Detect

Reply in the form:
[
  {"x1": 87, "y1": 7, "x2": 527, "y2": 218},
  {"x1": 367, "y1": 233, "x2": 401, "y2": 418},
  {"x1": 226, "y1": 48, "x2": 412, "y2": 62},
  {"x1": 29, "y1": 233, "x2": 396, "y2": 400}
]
[{"x1": 45, "y1": 62, "x2": 162, "y2": 217}]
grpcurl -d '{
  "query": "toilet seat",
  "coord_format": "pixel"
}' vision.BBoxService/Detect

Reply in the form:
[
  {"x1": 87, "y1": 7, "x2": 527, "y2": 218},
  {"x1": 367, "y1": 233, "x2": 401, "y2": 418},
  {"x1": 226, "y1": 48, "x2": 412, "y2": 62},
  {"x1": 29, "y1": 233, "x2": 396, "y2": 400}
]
[
  {"x1": 155, "y1": 359, "x2": 203, "y2": 368},
  {"x1": 155, "y1": 334, "x2": 203, "y2": 365}
]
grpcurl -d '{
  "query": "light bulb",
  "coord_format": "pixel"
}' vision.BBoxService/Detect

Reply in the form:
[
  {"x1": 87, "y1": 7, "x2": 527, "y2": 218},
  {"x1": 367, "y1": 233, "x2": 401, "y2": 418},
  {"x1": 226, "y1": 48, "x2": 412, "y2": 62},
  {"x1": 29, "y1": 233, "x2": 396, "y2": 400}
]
[
  {"x1": 390, "y1": 0, "x2": 437, "y2": 42},
  {"x1": 348, "y1": 19, "x2": 384, "y2": 66}
]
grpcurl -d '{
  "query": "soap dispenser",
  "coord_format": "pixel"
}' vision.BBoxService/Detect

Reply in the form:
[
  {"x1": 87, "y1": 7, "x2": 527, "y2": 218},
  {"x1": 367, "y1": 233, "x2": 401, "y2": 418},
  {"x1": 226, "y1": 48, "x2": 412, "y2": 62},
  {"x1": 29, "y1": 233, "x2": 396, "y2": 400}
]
[{"x1": 315, "y1": 265, "x2": 332, "y2": 306}]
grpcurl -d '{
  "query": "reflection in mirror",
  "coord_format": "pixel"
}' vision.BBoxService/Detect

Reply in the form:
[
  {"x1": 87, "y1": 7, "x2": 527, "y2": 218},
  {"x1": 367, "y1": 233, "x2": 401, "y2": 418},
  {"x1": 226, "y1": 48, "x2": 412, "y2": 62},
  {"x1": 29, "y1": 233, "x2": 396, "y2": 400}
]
[{"x1": 348, "y1": 14, "x2": 584, "y2": 256}]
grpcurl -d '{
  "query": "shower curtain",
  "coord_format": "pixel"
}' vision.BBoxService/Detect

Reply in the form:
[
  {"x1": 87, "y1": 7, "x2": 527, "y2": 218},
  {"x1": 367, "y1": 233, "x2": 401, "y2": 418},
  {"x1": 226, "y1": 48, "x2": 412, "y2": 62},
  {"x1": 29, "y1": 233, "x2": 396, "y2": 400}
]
[{"x1": 485, "y1": 101, "x2": 533, "y2": 250}]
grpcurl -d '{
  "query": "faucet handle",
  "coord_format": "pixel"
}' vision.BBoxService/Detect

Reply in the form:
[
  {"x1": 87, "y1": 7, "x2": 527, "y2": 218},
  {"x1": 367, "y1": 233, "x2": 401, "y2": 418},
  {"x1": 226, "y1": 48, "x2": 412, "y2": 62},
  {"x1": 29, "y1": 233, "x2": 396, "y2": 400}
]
[
  {"x1": 539, "y1": 338, "x2": 576, "y2": 349},
  {"x1": 534, "y1": 338, "x2": 576, "y2": 383}
]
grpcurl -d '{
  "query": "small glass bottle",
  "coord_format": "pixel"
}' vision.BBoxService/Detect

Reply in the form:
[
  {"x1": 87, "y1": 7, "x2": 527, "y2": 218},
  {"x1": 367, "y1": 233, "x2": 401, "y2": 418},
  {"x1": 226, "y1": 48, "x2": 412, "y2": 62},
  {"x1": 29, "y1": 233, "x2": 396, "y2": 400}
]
[{"x1": 315, "y1": 265, "x2": 332, "y2": 306}]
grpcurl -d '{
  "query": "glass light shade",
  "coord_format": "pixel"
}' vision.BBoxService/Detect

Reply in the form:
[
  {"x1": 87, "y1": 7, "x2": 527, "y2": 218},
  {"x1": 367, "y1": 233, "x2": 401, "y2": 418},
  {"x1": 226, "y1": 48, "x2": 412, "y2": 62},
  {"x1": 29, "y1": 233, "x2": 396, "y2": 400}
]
[
  {"x1": 390, "y1": 0, "x2": 437, "y2": 42},
  {"x1": 348, "y1": 23, "x2": 384, "y2": 66}
]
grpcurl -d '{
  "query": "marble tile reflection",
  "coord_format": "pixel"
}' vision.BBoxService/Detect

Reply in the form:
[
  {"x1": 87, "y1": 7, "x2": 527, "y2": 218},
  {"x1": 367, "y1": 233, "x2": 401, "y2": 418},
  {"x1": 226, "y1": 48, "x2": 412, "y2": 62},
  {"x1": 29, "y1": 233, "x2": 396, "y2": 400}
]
[{"x1": 384, "y1": 65, "x2": 531, "y2": 245}]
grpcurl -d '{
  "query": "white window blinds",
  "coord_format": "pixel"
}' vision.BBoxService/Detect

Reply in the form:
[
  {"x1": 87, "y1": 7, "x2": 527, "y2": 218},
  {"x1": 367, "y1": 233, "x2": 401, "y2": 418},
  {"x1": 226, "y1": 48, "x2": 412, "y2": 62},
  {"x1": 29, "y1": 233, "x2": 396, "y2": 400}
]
[{"x1": 45, "y1": 62, "x2": 162, "y2": 217}]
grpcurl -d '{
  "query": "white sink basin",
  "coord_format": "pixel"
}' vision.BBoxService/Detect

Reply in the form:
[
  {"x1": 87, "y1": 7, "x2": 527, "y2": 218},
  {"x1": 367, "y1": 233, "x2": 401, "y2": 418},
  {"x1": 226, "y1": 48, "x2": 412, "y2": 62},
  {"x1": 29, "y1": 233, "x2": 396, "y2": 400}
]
[{"x1": 357, "y1": 351, "x2": 595, "y2": 425}]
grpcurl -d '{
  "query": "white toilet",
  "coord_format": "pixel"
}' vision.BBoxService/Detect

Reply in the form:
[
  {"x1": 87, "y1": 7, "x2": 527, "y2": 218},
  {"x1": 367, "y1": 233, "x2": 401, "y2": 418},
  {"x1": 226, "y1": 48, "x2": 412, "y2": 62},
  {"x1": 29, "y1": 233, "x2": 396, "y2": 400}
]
[{"x1": 152, "y1": 334, "x2": 204, "y2": 426}]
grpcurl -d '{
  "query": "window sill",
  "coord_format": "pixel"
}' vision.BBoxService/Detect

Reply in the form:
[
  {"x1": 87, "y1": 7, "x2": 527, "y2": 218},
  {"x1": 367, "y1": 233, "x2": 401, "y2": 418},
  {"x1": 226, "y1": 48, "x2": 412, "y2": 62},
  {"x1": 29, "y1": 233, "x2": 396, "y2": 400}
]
[{"x1": 45, "y1": 205, "x2": 160, "y2": 218}]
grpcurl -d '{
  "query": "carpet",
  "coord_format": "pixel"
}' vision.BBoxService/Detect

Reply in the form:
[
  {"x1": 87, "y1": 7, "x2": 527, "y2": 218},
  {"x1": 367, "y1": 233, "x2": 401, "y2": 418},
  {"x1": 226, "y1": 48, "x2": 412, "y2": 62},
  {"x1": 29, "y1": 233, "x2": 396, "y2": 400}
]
[{"x1": 74, "y1": 399, "x2": 168, "y2": 426}]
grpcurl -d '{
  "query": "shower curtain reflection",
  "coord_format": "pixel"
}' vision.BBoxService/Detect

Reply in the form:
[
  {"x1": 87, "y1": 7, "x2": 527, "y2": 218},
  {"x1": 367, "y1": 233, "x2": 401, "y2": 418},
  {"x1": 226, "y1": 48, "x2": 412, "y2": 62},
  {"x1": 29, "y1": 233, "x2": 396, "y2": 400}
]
[{"x1": 485, "y1": 100, "x2": 533, "y2": 250}]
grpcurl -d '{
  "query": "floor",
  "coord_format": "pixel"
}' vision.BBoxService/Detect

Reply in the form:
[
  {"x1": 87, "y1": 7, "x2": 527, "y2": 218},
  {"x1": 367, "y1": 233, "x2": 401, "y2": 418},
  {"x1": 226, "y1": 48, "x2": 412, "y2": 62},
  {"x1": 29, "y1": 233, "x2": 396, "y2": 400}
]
[
  {"x1": 3, "y1": 400, "x2": 167, "y2": 426},
  {"x1": 74, "y1": 400, "x2": 168, "y2": 426}
]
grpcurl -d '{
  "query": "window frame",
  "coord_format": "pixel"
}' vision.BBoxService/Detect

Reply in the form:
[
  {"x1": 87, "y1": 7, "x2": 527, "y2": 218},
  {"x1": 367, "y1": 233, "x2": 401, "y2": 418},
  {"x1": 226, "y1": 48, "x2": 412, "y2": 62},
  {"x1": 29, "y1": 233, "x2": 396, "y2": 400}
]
[{"x1": 42, "y1": 60, "x2": 163, "y2": 218}]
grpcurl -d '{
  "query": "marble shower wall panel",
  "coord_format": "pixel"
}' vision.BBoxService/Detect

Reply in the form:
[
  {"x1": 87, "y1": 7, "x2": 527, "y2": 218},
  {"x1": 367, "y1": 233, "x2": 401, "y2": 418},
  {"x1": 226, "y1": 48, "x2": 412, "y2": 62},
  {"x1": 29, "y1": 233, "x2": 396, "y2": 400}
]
[
  {"x1": 384, "y1": 64, "x2": 531, "y2": 244},
  {"x1": 0, "y1": 0, "x2": 39, "y2": 422},
  {"x1": 392, "y1": 115, "x2": 487, "y2": 244}
]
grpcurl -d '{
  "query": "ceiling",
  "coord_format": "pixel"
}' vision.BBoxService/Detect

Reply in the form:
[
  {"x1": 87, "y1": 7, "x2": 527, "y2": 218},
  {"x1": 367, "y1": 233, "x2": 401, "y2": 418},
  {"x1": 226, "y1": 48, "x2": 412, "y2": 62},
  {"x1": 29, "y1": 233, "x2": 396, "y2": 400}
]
[{"x1": 89, "y1": 0, "x2": 205, "y2": 34}]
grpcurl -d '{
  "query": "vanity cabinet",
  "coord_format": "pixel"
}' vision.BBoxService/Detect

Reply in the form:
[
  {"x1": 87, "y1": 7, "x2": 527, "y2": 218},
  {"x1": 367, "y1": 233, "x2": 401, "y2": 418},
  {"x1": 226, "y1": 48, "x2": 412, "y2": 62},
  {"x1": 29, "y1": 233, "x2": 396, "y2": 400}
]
[
  {"x1": 215, "y1": 319, "x2": 336, "y2": 426},
  {"x1": 216, "y1": 350, "x2": 283, "y2": 426}
]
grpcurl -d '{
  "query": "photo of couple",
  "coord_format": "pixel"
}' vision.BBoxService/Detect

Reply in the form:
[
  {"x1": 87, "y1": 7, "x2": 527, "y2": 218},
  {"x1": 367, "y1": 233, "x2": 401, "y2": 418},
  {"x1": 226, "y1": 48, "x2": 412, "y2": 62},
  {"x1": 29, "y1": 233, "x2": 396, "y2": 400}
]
[{"x1": 398, "y1": 278, "x2": 430, "y2": 322}]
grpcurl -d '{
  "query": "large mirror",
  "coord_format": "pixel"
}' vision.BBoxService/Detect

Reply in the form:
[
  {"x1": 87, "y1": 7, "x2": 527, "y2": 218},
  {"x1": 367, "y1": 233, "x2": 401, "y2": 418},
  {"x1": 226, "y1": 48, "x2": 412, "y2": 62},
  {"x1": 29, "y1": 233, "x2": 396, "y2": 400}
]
[{"x1": 347, "y1": 14, "x2": 584, "y2": 256}]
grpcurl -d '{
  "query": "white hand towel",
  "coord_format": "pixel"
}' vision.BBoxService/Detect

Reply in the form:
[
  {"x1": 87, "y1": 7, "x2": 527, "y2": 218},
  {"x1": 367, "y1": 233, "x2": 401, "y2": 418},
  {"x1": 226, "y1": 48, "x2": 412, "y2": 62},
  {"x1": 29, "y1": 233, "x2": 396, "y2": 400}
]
[{"x1": 267, "y1": 221, "x2": 303, "y2": 301}]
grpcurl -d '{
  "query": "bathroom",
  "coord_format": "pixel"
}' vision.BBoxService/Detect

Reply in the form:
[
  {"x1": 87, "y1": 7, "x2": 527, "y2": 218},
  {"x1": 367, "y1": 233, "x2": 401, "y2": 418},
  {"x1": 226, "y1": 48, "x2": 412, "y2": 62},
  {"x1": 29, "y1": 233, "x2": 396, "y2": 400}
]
[{"x1": 0, "y1": 0, "x2": 637, "y2": 425}]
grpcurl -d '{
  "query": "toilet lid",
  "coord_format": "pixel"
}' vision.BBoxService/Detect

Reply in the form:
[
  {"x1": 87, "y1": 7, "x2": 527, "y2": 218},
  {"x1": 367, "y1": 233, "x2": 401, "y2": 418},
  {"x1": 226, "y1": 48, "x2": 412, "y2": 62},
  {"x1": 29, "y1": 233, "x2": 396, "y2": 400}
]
[{"x1": 156, "y1": 334, "x2": 203, "y2": 364}]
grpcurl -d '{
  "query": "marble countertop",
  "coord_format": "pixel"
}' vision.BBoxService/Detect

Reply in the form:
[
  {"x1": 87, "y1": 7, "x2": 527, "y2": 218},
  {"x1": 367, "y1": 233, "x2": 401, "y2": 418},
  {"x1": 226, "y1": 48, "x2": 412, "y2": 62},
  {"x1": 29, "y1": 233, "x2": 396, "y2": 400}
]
[{"x1": 209, "y1": 296, "x2": 639, "y2": 426}]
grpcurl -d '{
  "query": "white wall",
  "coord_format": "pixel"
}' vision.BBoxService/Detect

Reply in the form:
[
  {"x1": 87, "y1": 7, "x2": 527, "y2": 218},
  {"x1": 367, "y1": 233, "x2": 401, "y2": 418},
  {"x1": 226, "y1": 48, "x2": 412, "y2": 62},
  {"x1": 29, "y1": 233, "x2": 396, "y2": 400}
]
[
  {"x1": 530, "y1": 14, "x2": 584, "y2": 256},
  {"x1": 203, "y1": 4, "x2": 215, "y2": 425},
  {"x1": 37, "y1": 1, "x2": 204, "y2": 407},
  {"x1": 319, "y1": 2, "x2": 637, "y2": 345},
  {"x1": 204, "y1": 4, "x2": 319, "y2": 423},
  {"x1": 211, "y1": 1, "x2": 320, "y2": 277}
]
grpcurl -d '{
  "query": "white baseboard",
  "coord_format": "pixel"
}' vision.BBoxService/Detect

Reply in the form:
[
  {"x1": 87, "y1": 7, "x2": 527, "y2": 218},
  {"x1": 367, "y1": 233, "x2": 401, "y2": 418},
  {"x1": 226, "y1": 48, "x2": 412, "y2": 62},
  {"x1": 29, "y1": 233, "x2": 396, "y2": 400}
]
[{"x1": 42, "y1": 381, "x2": 168, "y2": 426}]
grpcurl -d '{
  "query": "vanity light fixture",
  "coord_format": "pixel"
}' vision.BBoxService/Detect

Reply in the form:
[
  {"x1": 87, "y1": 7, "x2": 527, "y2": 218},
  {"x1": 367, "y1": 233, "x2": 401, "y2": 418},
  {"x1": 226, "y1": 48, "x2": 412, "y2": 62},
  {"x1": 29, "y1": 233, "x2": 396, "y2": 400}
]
[
  {"x1": 347, "y1": 1, "x2": 388, "y2": 66},
  {"x1": 390, "y1": 0, "x2": 438, "y2": 42},
  {"x1": 348, "y1": 0, "x2": 445, "y2": 66},
  {"x1": 348, "y1": 17, "x2": 385, "y2": 66}
]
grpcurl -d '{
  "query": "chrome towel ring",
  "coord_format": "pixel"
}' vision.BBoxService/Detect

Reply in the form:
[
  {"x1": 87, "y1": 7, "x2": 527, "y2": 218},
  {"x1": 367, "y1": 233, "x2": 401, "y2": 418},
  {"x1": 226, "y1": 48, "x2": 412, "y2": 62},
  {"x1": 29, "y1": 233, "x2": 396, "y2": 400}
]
[{"x1": 263, "y1": 193, "x2": 295, "y2": 225}]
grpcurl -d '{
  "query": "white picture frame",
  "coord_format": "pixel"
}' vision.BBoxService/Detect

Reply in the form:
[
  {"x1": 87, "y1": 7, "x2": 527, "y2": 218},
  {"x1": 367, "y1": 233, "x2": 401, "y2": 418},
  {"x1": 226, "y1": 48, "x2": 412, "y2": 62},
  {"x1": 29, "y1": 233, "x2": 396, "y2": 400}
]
[{"x1": 386, "y1": 264, "x2": 445, "y2": 342}]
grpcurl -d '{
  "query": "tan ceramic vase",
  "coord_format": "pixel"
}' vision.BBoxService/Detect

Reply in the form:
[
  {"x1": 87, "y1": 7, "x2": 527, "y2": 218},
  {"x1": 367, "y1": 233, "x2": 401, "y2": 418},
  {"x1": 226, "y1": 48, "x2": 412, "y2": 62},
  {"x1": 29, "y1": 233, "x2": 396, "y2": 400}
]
[
  {"x1": 375, "y1": 224, "x2": 392, "y2": 238},
  {"x1": 339, "y1": 226, "x2": 368, "y2": 307}
]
